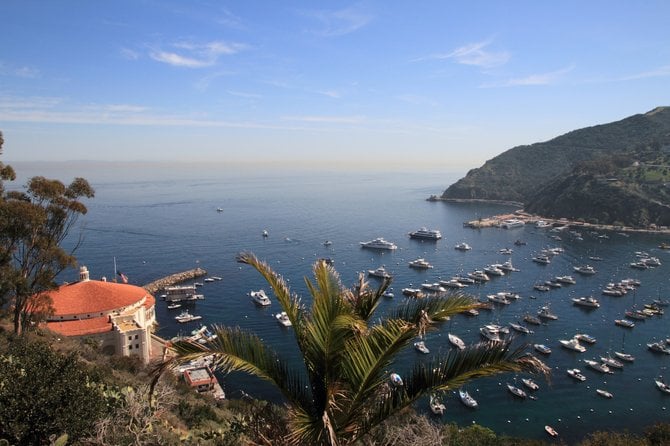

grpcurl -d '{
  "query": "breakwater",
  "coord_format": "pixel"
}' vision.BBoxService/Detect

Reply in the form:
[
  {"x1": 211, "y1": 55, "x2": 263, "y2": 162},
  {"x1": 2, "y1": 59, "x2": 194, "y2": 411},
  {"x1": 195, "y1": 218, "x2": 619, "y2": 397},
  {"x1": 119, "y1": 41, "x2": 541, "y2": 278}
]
[{"x1": 143, "y1": 267, "x2": 208, "y2": 294}]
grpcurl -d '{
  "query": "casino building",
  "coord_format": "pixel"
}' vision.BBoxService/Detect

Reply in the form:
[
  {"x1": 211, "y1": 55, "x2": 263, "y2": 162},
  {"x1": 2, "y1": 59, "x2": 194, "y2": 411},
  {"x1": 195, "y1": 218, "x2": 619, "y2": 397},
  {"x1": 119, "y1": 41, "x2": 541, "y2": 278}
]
[{"x1": 44, "y1": 266, "x2": 156, "y2": 364}]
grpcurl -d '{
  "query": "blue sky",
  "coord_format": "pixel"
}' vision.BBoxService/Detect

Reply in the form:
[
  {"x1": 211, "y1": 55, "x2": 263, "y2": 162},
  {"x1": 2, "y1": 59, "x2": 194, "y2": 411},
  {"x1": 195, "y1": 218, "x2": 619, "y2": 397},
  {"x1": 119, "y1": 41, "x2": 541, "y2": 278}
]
[{"x1": 2, "y1": 0, "x2": 669, "y2": 169}]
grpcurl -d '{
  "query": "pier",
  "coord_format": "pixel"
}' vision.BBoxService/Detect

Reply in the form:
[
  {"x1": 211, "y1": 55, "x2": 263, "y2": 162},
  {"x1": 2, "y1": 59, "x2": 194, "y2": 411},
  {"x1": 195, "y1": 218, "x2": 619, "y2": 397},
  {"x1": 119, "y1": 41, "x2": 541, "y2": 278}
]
[{"x1": 143, "y1": 267, "x2": 208, "y2": 294}]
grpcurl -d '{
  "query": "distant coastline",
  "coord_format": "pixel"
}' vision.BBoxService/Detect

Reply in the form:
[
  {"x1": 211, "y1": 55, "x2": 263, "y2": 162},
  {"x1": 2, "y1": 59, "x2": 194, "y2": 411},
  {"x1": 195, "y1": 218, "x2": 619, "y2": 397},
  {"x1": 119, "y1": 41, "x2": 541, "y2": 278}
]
[{"x1": 427, "y1": 195, "x2": 524, "y2": 207}]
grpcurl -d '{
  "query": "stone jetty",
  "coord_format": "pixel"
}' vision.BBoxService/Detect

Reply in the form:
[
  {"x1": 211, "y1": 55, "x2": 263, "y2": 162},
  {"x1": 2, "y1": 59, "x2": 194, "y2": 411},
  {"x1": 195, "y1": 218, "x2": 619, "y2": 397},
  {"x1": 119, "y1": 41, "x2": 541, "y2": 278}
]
[{"x1": 143, "y1": 267, "x2": 208, "y2": 294}]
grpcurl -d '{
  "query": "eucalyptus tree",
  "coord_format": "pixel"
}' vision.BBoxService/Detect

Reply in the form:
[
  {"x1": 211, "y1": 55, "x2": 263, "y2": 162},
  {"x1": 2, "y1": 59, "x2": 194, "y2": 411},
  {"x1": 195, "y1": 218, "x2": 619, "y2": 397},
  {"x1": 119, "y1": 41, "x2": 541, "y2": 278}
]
[{"x1": 158, "y1": 252, "x2": 548, "y2": 446}]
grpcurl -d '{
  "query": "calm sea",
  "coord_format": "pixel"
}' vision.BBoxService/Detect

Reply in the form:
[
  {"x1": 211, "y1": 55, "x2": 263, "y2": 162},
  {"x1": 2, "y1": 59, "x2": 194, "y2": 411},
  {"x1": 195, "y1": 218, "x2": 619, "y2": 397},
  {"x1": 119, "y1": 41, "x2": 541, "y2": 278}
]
[{"x1": 12, "y1": 163, "x2": 670, "y2": 442}]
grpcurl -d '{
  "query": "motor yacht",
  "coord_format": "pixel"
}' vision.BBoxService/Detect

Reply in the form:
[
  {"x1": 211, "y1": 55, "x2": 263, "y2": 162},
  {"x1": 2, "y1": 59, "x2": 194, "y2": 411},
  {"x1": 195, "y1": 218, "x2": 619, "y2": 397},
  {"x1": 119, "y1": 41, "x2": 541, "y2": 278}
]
[
  {"x1": 572, "y1": 296, "x2": 600, "y2": 308},
  {"x1": 537, "y1": 306, "x2": 558, "y2": 320},
  {"x1": 560, "y1": 338, "x2": 586, "y2": 352},
  {"x1": 414, "y1": 340, "x2": 430, "y2": 354},
  {"x1": 360, "y1": 238, "x2": 398, "y2": 250},
  {"x1": 458, "y1": 389, "x2": 478, "y2": 408},
  {"x1": 575, "y1": 333, "x2": 596, "y2": 344},
  {"x1": 584, "y1": 359, "x2": 613, "y2": 374},
  {"x1": 567, "y1": 368, "x2": 586, "y2": 381},
  {"x1": 421, "y1": 283, "x2": 446, "y2": 293},
  {"x1": 574, "y1": 265, "x2": 597, "y2": 275},
  {"x1": 408, "y1": 258, "x2": 434, "y2": 269},
  {"x1": 401, "y1": 287, "x2": 423, "y2": 298},
  {"x1": 648, "y1": 341, "x2": 670, "y2": 354},
  {"x1": 275, "y1": 311, "x2": 292, "y2": 327},
  {"x1": 250, "y1": 289, "x2": 272, "y2": 306},
  {"x1": 408, "y1": 227, "x2": 442, "y2": 240},
  {"x1": 500, "y1": 218, "x2": 525, "y2": 229},
  {"x1": 522, "y1": 378, "x2": 539, "y2": 391},
  {"x1": 600, "y1": 355, "x2": 624, "y2": 369},
  {"x1": 524, "y1": 314, "x2": 542, "y2": 325},
  {"x1": 507, "y1": 383, "x2": 527, "y2": 398},
  {"x1": 532, "y1": 255, "x2": 551, "y2": 265},
  {"x1": 440, "y1": 279, "x2": 466, "y2": 289},
  {"x1": 499, "y1": 260, "x2": 519, "y2": 272},
  {"x1": 596, "y1": 389, "x2": 613, "y2": 398},
  {"x1": 454, "y1": 275, "x2": 476, "y2": 284},
  {"x1": 480, "y1": 325, "x2": 503, "y2": 342},
  {"x1": 175, "y1": 310, "x2": 203, "y2": 324},
  {"x1": 655, "y1": 377, "x2": 670, "y2": 394},
  {"x1": 484, "y1": 264, "x2": 505, "y2": 276},
  {"x1": 448, "y1": 333, "x2": 466, "y2": 350},
  {"x1": 487, "y1": 293, "x2": 511, "y2": 305},
  {"x1": 499, "y1": 247, "x2": 514, "y2": 255},
  {"x1": 533, "y1": 344, "x2": 551, "y2": 354},
  {"x1": 615, "y1": 319, "x2": 635, "y2": 328},
  {"x1": 367, "y1": 266, "x2": 392, "y2": 279},
  {"x1": 613, "y1": 351, "x2": 635, "y2": 362},
  {"x1": 468, "y1": 270, "x2": 490, "y2": 282},
  {"x1": 454, "y1": 242, "x2": 472, "y2": 251},
  {"x1": 555, "y1": 275, "x2": 576, "y2": 284}
]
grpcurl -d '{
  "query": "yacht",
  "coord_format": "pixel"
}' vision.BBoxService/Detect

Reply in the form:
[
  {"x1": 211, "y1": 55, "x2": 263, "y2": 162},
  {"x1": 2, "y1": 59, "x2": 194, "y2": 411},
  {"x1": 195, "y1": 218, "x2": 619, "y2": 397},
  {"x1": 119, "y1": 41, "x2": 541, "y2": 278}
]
[
  {"x1": 560, "y1": 338, "x2": 586, "y2": 352},
  {"x1": 499, "y1": 260, "x2": 519, "y2": 272},
  {"x1": 596, "y1": 389, "x2": 614, "y2": 398},
  {"x1": 480, "y1": 325, "x2": 503, "y2": 342},
  {"x1": 167, "y1": 303, "x2": 182, "y2": 310},
  {"x1": 600, "y1": 355, "x2": 624, "y2": 369},
  {"x1": 408, "y1": 258, "x2": 434, "y2": 269},
  {"x1": 414, "y1": 340, "x2": 430, "y2": 354},
  {"x1": 454, "y1": 242, "x2": 472, "y2": 251},
  {"x1": 275, "y1": 311, "x2": 292, "y2": 327},
  {"x1": 323, "y1": 240, "x2": 333, "y2": 246},
  {"x1": 368, "y1": 266, "x2": 392, "y2": 279},
  {"x1": 421, "y1": 283, "x2": 446, "y2": 293},
  {"x1": 440, "y1": 279, "x2": 466, "y2": 289},
  {"x1": 575, "y1": 333, "x2": 596, "y2": 344},
  {"x1": 614, "y1": 351, "x2": 635, "y2": 362},
  {"x1": 532, "y1": 255, "x2": 551, "y2": 265},
  {"x1": 567, "y1": 368, "x2": 587, "y2": 381},
  {"x1": 647, "y1": 341, "x2": 670, "y2": 355},
  {"x1": 572, "y1": 296, "x2": 600, "y2": 308},
  {"x1": 499, "y1": 247, "x2": 514, "y2": 255},
  {"x1": 429, "y1": 394, "x2": 446, "y2": 415},
  {"x1": 510, "y1": 323, "x2": 532, "y2": 334},
  {"x1": 535, "y1": 220, "x2": 551, "y2": 228},
  {"x1": 537, "y1": 306, "x2": 558, "y2": 320},
  {"x1": 630, "y1": 261, "x2": 649, "y2": 270},
  {"x1": 524, "y1": 314, "x2": 542, "y2": 325},
  {"x1": 507, "y1": 383, "x2": 527, "y2": 398},
  {"x1": 521, "y1": 378, "x2": 539, "y2": 391},
  {"x1": 175, "y1": 310, "x2": 203, "y2": 324},
  {"x1": 641, "y1": 256, "x2": 662, "y2": 267},
  {"x1": 615, "y1": 319, "x2": 635, "y2": 328},
  {"x1": 390, "y1": 373, "x2": 404, "y2": 387},
  {"x1": 204, "y1": 277, "x2": 215, "y2": 283},
  {"x1": 487, "y1": 293, "x2": 511, "y2": 305},
  {"x1": 401, "y1": 288, "x2": 423, "y2": 298},
  {"x1": 468, "y1": 270, "x2": 490, "y2": 282},
  {"x1": 584, "y1": 359, "x2": 612, "y2": 374},
  {"x1": 574, "y1": 265, "x2": 597, "y2": 275},
  {"x1": 408, "y1": 227, "x2": 442, "y2": 240},
  {"x1": 454, "y1": 275, "x2": 476, "y2": 284},
  {"x1": 501, "y1": 218, "x2": 525, "y2": 229},
  {"x1": 483, "y1": 264, "x2": 505, "y2": 276},
  {"x1": 533, "y1": 344, "x2": 551, "y2": 354},
  {"x1": 360, "y1": 238, "x2": 398, "y2": 250},
  {"x1": 602, "y1": 286, "x2": 625, "y2": 297},
  {"x1": 555, "y1": 275, "x2": 576, "y2": 284},
  {"x1": 533, "y1": 284, "x2": 550, "y2": 292},
  {"x1": 250, "y1": 289, "x2": 272, "y2": 306},
  {"x1": 655, "y1": 377, "x2": 670, "y2": 394},
  {"x1": 448, "y1": 333, "x2": 466, "y2": 350},
  {"x1": 458, "y1": 389, "x2": 478, "y2": 408}
]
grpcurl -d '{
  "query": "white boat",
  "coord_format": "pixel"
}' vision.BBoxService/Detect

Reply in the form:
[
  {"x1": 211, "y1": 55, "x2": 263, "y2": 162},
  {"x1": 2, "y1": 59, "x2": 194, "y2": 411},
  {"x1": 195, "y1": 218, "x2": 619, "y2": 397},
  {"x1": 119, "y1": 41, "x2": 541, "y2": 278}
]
[
  {"x1": 459, "y1": 389, "x2": 478, "y2": 408},
  {"x1": 572, "y1": 296, "x2": 600, "y2": 308},
  {"x1": 204, "y1": 277, "x2": 215, "y2": 282},
  {"x1": 216, "y1": 207, "x2": 224, "y2": 212},
  {"x1": 167, "y1": 303, "x2": 182, "y2": 310},
  {"x1": 484, "y1": 265, "x2": 505, "y2": 276},
  {"x1": 368, "y1": 266, "x2": 392, "y2": 278},
  {"x1": 429, "y1": 394, "x2": 446, "y2": 415},
  {"x1": 545, "y1": 425, "x2": 559, "y2": 437},
  {"x1": 534, "y1": 344, "x2": 551, "y2": 354},
  {"x1": 641, "y1": 256, "x2": 662, "y2": 267},
  {"x1": 409, "y1": 227, "x2": 442, "y2": 240},
  {"x1": 499, "y1": 247, "x2": 514, "y2": 255},
  {"x1": 532, "y1": 255, "x2": 551, "y2": 265},
  {"x1": 262, "y1": 229, "x2": 269, "y2": 237},
  {"x1": 535, "y1": 220, "x2": 551, "y2": 228},
  {"x1": 560, "y1": 338, "x2": 586, "y2": 352},
  {"x1": 603, "y1": 287, "x2": 625, "y2": 297},
  {"x1": 510, "y1": 323, "x2": 532, "y2": 334},
  {"x1": 360, "y1": 238, "x2": 397, "y2": 250},
  {"x1": 507, "y1": 383, "x2": 527, "y2": 398},
  {"x1": 574, "y1": 265, "x2": 597, "y2": 275},
  {"x1": 275, "y1": 311, "x2": 292, "y2": 327},
  {"x1": 323, "y1": 240, "x2": 333, "y2": 246},
  {"x1": 414, "y1": 340, "x2": 430, "y2": 354},
  {"x1": 382, "y1": 290, "x2": 394, "y2": 298},
  {"x1": 175, "y1": 310, "x2": 203, "y2": 324},
  {"x1": 524, "y1": 314, "x2": 542, "y2": 326},
  {"x1": 521, "y1": 378, "x2": 539, "y2": 391},
  {"x1": 454, "y1": 242, "x2": 472, "y2": 251},
  {"x1": 401, "y1": 287, "x2": 423, "y2": 298},
  {"x1": 537, "y1": 306, "x2": 558, "y2": 320},
  {"x1": 613, "y1": 351, "x2": 635, "y2": 362},
  {"x1": 600, "y1": 355, "x2": 624, "y2": 369},
  {"x1": 440, "y1": 279, "x2": 466, "y2": 289},
  {"x1": 567, "y1": 368, "x2": 586, "y2": 381},
  {"x1": 487, "y1": 293, "x2": 511, "y2": 305},
  {"x1": 468, "y1": 270, "x2": 489, "y2": 282},
  {"x1": 454, "y1": 275, "x2": 475, "y2": 284},
  {"x1": 596, "y1": 389, "x2": 613, "y2": 398},
  {"x1": 390, "y1": 373, "x2": 403, "y2": 387},
  {"x1": 575, "y1": 333, "x2": 596, "y2": 344},
  {"x1": 211, "y1": 276, "x2": 223, "y2": 281},
  {"x1": 480, "y1": 326, "x2": 502, "y2": 342},
  {"x1": 501, "y1": 218, "x2": 525, "y2": 229},
  {"x1": 250, "y1": 289, "x2": 272, "y2": 306},
  {"x1": 648, "y1": 341, "x2": 670, "y2": 355},
  {"x1": 555, "y1": 275, "x2": 576, "y2": 284},
  {"x1": 499, "y1": 260, "x2": 519, "y2": 272},
  {"x1": 408, "y1": 258, "x2": 433, "y2": 269},
  {"x1": 655, "y1": 377, "x2": 670, "y2": 394},
  {"x1": 584, "y1": 359, "x2": 612, "y2": 374},
  {"x1": 448, "y1": 333, "x2": 466, "y2": 350},
  {"x1": 421, "y1": 283, "x2": 446, "y2": 293},
  {"x1": 614, "y1": 319, "x2": 635, "y2": 328},
  {"x1": 533, "y1": 284, "x2": 550, "y2": 292}
]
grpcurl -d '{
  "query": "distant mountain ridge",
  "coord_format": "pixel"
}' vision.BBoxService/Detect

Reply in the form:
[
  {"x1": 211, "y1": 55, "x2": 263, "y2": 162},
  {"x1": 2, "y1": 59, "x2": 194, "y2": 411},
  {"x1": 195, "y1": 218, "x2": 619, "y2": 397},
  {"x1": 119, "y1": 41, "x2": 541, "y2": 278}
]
[{"x1": 442, "y1": 107, "x2": 670, "y2": 227}]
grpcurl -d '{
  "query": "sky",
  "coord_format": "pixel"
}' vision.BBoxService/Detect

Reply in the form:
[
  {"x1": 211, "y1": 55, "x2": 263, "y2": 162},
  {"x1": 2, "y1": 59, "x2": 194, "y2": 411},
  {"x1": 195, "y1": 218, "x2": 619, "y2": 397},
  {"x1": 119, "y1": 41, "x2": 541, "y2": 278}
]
[{"x1": 1, "y1": 0, "x2": 670, "y2": 169}]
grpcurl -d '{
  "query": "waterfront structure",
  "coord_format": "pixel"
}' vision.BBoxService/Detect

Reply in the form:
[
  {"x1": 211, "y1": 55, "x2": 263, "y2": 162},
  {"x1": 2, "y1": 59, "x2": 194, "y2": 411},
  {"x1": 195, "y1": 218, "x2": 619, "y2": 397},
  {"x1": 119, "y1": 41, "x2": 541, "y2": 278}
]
[{"x1": 42, "y1": 266, "x2": 156, "y2": 364}]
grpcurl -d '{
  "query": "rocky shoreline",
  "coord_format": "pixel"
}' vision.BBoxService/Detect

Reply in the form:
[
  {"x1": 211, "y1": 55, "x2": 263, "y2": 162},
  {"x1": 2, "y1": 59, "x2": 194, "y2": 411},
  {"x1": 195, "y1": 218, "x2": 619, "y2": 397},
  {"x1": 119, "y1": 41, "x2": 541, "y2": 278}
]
[{"x1": 143, "y1": 267, "x2": 208, "y2": 294}]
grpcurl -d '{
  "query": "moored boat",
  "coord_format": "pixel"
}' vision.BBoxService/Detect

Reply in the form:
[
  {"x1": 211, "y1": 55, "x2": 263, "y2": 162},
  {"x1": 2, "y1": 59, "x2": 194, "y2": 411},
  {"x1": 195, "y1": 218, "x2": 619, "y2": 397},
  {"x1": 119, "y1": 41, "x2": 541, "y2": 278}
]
[
  {"x1": 584, "y1": 359, "x2": 613, "y2": 374},
  {"x1": 656, "y1": 376, "x2": 670, "y2": 394},
  {"x1": 537, "y1": 306, "x2": 558, "y2": 320},
  {"x1": 409, "y1": 227, "x2": 442, "y2": 240},
  {"x1": 600, "y1": 355, "x2": 624, "y2": 369},
  {"x1": 574, "y1": 265, "x2": 597, "y2": 275},
  {"x1": 648, "y1": 341, "x2": 670, "y2": 355},
  {"x1": 596, "y1": 389, "x2": 613, "y2": 398},
  {"x1": 408, "y1": 258, "x2": 434, "y2": 269},
  {"x1": 614, "y1": 351, "x2": 635, "y2": 362},
  {"x1": 545, "y1": 425, "x2": 559, "y2": 437},
  {"x1": 615, "y1": 319, "x2": 635, "y2": 328},
  {"x1": 414, "y1": 340, "x2": 430, "y2": 354},
  {"x1": 524, "y1": 314, "x2": 542, "y2": 325},
  {"x1": 560, "y1": 338, "x2": 586, "y2": 352},
  {"x1": 507, "y1": 383, "x2": 527, "y2": 398},
  {"x1": 454, "y1": 242, "x2": 472, "y2": 251},
  {"x1": 567, "y1": 368, "x2": 586, "y2": 381},
  {"x1": 368, "y1": 266, "x2": 392, "y2": 278},
  {"x1": 510, "y1": 322, "x2": 532, "y2": 334},
  {"x1": 448, "y1": 333, "x2": 466, "y2": 350},
  {"x1": 275, "y1": 311, "x2": 292, "y2": 327},
  {"x1": 390, "y1": 373, "x2": 403, "y2": 387},
  {"x1": 250, "y1": 289, "x2": 272, "y2": 306},
  {"x1": 572, "y1": 296, "x2": 600, "y2": 308},
  {"x1": 360, "y1": 238, "x2": 398, "y2": 250},
  {"x1": 534, "y1": 344, "x2": 551, "y2": 354},
  {"x1": 575, "y1": 333, "x2": 597, "y2": 344},
  {"x1": 459, "y1": 388, "x2": 478, "y2": 408},
  {"x1": 521, "y1": 378, "x2": 539, "y2": 391},
  {"x1": 175, "y1": 310, "x2": 203, "y2": 323},
  {"x1": 429, "y1": 394, "x2": 446, "y2": 415}
]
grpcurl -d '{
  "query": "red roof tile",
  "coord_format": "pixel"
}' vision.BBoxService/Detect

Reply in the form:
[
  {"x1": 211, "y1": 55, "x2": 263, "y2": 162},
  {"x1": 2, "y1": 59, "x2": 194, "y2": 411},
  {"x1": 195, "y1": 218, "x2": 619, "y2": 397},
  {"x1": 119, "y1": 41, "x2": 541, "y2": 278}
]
[
  {"x1": 46, "y1": 280, "x2": 154, "y2": 315},
  {"x1": 46, "y1": 315, "x2": 113, "y2": 336}
]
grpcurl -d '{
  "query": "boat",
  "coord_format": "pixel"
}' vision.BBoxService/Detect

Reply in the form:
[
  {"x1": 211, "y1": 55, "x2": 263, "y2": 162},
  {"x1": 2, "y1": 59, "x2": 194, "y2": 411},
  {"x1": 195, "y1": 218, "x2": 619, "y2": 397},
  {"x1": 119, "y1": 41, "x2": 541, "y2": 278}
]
[
  {"x1": 572, "y1": 296, "x2": 600, "y2": 308},
  {"x1": 323, "y1": 240, "x2": 333, "y2": 246},
  {"x1": 204, "y1": 277, "x2": 215, "y2": 282},
  {"x1": 468, "y1": 270, "x2": 490, "y2": 282},
  {"x1": 360, "y1": 238, "x2": 398, "y2": 250},
  {"x1": 533, "y1": 284, "x2": 550, "y2": 292},
  {"x1": 499, "y1": 260, "x2": 519, "y2": 272},
  {"x1": 600, "y1": 355, "x2": 624, "y2": 369},
  {"x1": 524, "y1": 314, "x2": 542, "y2": 326},
  {"x1": 507, "y1": 383, "x2": 527, "y2": 398},
  {"x1": 167, "y1": 303, "x2": 182, "y2": 310},
  {"x1": 390, "y1": 373, "x2": 404, "y2": 387},
  {"x1": 596, "y1": 389, "x2": 613, "y2": 398},
  {"x1": 584, "y1": 359, "x2": 612, "y2": 374},
  {"x1": 454, "y1": 242, "x2": 472, "y2": 251},
  {"x1": 193, "y1": 282, "x2": 204, "y2": 287},
  {"x1": 382, "y1": 290, "x2": 394, "y2": 298},
  {"x1": 575, "y1": 333, "x2": 597, "y2": 344},
  {"x1": 560, "y1": 338, "x2": 586, "y2": 352},
  {"x1": 567, "y1": 368, "x2": 586, "y2": 381},
  {"x1": 275, "y1": 311, "x2": 292, "y2": 327},
  {"x1": 175, "y1": 310, "x2": 203, "y2": 324},
  {"x1": 514, "y1": 239, "x2": 527, "y2": 246},
  {"x1": 522, "y1": 378, "x2": 539, "y2": 391},
  {"x1": 499, "y1": 247, "x2": 513, "y2": 255},
  {"x1": 555, "y1": 275, "x2": 576, "y2": 284},
  {"x1": 589, "y1": 256, "x2": 603, "y2": 261},
  {"x1": 440, "y1": 279, "x2": 466, "y2": 289},
  {"x1": 532, "y1": 255, "x2": 551, "y2": 265},
  {"x1": 216, "y1": 207, "x2": 224, "y2": 212},
  {"x1": 429, "y1": 394, "x2": 446, "y2": 415},
  {"x1": 574, "y1": 265, "x2": 597, "y2": 275},
  {"x1": 464, "y1": 308, "x2": 479, "y2": 316},
  {"x1": 414, "y1": 340, "x2": 430, "y2": 354},
  {"x1": 250, "y1": 289, "x2": 272, "y2": 306},
  {"x1": 459, "y1": 389, "x2": 478, "y2": 408},
  {"x1": 483, "y1": 264, "x2": 505, "y2": 276},
  {"x1": 421, "y1": 283, "x2": 446, "y2": 293},
  {"x1": 545, "y1": 425, "x2": 559, "y2": 437},
  {"x1": 625, "y1": 309, "x2": 648, "y2": 320},
  {"x1": 453, "y1": 275, "x2": 475, "y2": 284},
  {"x1": 535, "y1": 220, "x2": 551, "y2": 228},
  {"x1": 647, "y1": 341, "x2": 670, "y2": 354},
  {"x1": 534, "y1": 344, "x2": 551, "y2": 354},
  {"x1": 262, "y1": 229, "x2": 268, "y2": 237},
  {"x1": 368, "y1": 266, "x2": 392, "y2": 278},
  {"x1": 487, "y1": 293, "x2": 511, "y2": 305},
  {"x1": 408, "y1": 258, "x2": 434, "y2": 269},
  {"x1": 613, "y1": 351, "x2": 635, "y2": 362},
  {"x1": 603, "y1": 287, "x2": 625, "y2": 297},
  {"x1": 615, "y1": 319, "x2": 635, "y2": 328},
  {"x1": 401, "y1": 288, "x2": 424, "y2": 298},
  {"x1": 630, "y1": 261, "x2": 649, "y2": 270},
  {"x1": 480, "y1": 326, "x2": 503, "y2": 342},
  {"x1": 448, "y1": 333, "x2": 466, "y2": 350},
  {"x1": 408, "y1": 227, "x2": 442, "y2": 240},
  {"x1": 510, "y1": 323, "x2": 532, "y2": 334},
  {"x1": 655, "y1": 376, "x2": 670, "y2": 394},
  {"x1": 537, "y1": 306, "x2": 558, "y2": 320},
  {"x1": 660, "y1": 242, "x2": 670, "y2": 250},
  {"x1": 501, "y1": 218, "x2": 525, "y2": 229},
  {"x1": 641, "y1": 256, "x2": 662, "y2": 267},
  {"x1": 164, "y1": 284, "x2": 200, "y2": 302}
]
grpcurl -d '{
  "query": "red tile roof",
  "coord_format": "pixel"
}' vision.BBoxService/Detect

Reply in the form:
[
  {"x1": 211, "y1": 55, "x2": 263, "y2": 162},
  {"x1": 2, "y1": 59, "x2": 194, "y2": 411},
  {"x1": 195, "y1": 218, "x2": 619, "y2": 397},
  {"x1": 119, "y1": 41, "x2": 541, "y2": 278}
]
[
  {"x1": 46, "y1": 315, "x2": 112, "y2": 336},
  {"x1": 46, "y1": 280, "x2": 155, "y2": 315}
]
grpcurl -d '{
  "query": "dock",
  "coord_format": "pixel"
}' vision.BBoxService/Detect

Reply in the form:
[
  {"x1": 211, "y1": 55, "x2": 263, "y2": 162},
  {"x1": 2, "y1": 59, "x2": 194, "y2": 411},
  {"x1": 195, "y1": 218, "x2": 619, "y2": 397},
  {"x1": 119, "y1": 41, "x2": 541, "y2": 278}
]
[{"x1": 143, "y1": 267, "x2": 208, "y2": 294}]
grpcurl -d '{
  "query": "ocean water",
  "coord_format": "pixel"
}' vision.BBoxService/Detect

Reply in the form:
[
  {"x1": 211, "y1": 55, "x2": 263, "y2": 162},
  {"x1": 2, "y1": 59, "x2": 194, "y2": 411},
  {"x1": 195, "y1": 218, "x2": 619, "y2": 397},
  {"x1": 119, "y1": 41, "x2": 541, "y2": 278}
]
[{"x1": 13, "y1": 163, "x2": 670, "y2": 442}]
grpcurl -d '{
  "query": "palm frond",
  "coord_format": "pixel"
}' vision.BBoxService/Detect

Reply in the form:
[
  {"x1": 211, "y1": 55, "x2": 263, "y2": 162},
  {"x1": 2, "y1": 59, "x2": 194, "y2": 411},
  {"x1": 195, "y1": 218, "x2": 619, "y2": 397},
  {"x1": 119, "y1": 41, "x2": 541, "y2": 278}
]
[{"x1": 389, "y1": 293, "x2": 480, "y2": 326}]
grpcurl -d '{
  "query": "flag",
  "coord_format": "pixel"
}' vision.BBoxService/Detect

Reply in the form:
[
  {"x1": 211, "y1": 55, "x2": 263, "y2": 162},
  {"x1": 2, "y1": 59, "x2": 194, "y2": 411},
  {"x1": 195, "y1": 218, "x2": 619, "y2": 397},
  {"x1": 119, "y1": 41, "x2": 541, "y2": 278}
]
[{"x1": 117, "y1": 271, "x2": 128, "y2": 284}]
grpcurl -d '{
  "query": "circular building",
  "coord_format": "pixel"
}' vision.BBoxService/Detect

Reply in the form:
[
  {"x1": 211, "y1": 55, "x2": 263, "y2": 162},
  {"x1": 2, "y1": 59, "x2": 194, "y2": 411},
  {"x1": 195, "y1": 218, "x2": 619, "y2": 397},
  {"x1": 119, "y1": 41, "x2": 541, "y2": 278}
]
[{"x1": 45, "y1": 266, "x2": 156, "y2": 363}]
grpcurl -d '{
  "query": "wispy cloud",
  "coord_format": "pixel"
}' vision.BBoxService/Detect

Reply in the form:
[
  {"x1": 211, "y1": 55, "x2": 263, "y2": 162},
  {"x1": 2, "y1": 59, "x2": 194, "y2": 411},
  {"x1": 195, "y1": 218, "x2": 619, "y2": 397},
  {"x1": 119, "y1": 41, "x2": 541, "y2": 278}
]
[
  {"x1": 227, "y1": 90, "x2": 262, "y2": 99},
  {"x1": 216, "y1": 8, "x2": 246, "y2": 30},
  {"x1": 302, "y1": 6, "x2": 373, "y2": 37},
  {"x1": 316, "y1": 89, "x2": 342, "y2": 98},
  {"x1": 619, "y1": 65, "x2": 670, "y2": 81},
  {"x1": 396, "y1": 94, "x2": 438, "y2": 107},
  {"x1": 149, "y1": 40, "x2": 248, "y2": 68},
  {"x1": 0, "y1": 61, "x2": 40, "y2": 79},
  {"x1": 481, "y1": 64, "x2": 575, "y2": 88},
  {"x1": 120, "y1": 48, "x2": 140, "y2": 61},
  {"x1": 281, "y1": 115, "x2": 365, "y2": 124},
  {"x1": 194, "y1": 70, "x2": 235, "y2": 91},
  {"x1": 421, "y1": 39, "x2": 510, "y2": 68}
]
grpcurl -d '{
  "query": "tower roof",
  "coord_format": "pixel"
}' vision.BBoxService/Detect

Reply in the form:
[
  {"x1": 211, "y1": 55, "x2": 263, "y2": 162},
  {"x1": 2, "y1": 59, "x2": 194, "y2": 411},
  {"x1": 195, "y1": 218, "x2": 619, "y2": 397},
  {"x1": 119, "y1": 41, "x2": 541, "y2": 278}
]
[{"x1": 47, "y1": 279, "x2": 155, "y2": 316}]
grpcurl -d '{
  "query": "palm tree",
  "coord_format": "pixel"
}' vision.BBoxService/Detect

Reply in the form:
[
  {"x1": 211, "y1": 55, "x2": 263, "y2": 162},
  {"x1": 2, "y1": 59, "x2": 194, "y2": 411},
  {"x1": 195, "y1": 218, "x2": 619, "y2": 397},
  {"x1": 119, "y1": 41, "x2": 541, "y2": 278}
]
[{"x1": 155, "y1": 253, "x2": 548, "y2": 445}]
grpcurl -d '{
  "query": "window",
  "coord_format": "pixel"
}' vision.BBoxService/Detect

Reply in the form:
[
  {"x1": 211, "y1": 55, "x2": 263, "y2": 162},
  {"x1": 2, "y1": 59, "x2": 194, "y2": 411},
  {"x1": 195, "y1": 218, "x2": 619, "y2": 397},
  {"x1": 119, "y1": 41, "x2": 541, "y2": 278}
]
[
  {"x1": 136, "y1": 344, "x2": 139, "y2": 349},
  {"x1": 128, "y1": 336, "x2": 132, "y2": 341},
  {"x1": 128, "y1": 345, "x2": 132, "y2": 350},
  {"x1": 135, "y1": 334, "x2": 139, "y2": 340}
]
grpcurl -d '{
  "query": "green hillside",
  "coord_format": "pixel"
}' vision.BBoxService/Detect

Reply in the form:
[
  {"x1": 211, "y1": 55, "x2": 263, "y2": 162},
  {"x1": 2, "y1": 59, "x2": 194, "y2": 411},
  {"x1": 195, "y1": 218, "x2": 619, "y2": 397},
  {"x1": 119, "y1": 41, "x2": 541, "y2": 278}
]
[{"x1": 442, "y1": 107, "x2": 670, "y2": 226}]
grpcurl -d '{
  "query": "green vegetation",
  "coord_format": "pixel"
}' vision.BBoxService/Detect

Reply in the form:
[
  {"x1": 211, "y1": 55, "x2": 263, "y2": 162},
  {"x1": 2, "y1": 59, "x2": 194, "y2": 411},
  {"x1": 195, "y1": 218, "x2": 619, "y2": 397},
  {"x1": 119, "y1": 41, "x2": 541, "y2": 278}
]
[
  {"x1": 158, "y1": 252, "x2": 549, "y2": 446},
  {"x1": 442, "y1": 107, "x2": 670, "y2": 227}
]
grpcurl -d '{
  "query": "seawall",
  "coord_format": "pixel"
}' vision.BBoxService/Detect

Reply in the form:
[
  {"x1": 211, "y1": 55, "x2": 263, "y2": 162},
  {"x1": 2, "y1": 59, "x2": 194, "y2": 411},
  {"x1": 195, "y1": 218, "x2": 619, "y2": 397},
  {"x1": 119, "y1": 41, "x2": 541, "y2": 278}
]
[{"x1": 143, "y1": 267, "x2": 208, "y2": 294}]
